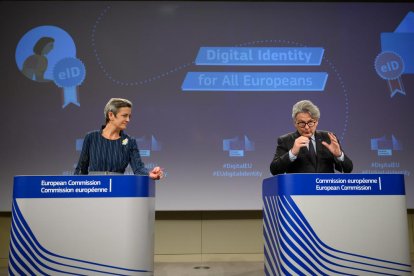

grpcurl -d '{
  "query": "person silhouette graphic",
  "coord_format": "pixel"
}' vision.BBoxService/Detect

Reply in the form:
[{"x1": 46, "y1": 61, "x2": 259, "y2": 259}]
[{"x1": 22, "y1": 37, "x2": 55, "y2": 82}]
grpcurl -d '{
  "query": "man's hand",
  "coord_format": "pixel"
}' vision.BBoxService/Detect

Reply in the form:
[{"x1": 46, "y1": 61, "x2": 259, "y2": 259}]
[
  {"x1": 291, "y1": 136, "x2": 311, "y2": 156},
  {"x1": 322, "y1": 132, "x2": 342, "y2": 157}
]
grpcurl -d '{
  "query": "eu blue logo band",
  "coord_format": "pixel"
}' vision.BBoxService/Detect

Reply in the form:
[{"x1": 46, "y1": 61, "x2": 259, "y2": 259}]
[
  {"x1": 13, "y1": 175, "x2": 155, "y2": 198},
  {"x1": 263, "y1": 174, "x2": 405, "y2": 196}
]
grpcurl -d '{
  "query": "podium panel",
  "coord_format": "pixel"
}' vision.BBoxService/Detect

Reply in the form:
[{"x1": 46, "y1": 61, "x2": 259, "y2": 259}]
[
  {"x1": 8, "y1": 175, "x2": 155, "y2": 276},
  {"x1": 263, "y1": 174, "x2": 412, "y2": 276}
]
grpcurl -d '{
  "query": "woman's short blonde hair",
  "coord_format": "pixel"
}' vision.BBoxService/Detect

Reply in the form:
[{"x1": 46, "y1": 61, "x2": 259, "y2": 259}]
[{"x1": 104, "y1": 98, "x2": 133, "y2": 123}]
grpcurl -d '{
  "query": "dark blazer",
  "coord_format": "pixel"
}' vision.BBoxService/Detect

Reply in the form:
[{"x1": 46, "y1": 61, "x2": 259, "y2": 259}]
[{"x1": 270, "y1": 130, "x2": 353, "y2": 175}]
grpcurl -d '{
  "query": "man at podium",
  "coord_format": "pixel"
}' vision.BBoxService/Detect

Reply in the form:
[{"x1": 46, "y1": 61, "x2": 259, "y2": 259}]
[{"x1": 270, "y1": 100, "x2": 353, "y2": 175}]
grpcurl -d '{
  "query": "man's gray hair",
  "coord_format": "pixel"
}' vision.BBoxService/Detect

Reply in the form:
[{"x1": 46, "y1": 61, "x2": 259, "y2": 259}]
[
  {"x1": 104, "y1": 98, "x2": 133, "y2": 123},
  {"x1": 292, "y1": 100, "x2": 320, "y2": 120}
]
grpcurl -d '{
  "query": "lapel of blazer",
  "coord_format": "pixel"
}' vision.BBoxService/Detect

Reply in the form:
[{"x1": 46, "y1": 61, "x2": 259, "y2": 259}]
[
  {"x1": 311, "y1": 131, "x2": 321, "y2": 169},
  {"x1": 291, "y1": 131, "x2": 300, "y2": 141},
  {"x1": 314, "y1": 131, "x2": 321, "y2": 153},
  {"x1": 289, "y1": 131, "x2": 300, "y2": 149}
]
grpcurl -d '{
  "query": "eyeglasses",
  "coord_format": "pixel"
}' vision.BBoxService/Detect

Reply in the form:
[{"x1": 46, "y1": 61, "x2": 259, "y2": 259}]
[{"x1": 296, "y1": 121, "x2": 316, "y2": 128}]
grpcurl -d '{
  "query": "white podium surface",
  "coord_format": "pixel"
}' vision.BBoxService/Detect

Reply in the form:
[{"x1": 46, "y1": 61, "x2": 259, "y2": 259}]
[
  {"x1": 263, "y1": 173, "x2": 412, "y2": 276},
  {"x1": 8, "y1": 175, "x2": 155, "y2": 276}
]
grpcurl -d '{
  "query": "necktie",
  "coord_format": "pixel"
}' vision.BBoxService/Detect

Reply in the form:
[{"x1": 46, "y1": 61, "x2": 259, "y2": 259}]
[{"x1": 309, "y1": 138, "x2": 317, "y2": 166}]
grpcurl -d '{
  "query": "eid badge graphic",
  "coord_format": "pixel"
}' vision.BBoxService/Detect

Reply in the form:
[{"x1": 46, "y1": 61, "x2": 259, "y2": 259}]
[
  {"x1": 375, "y1": 11, "x2": 414, "y2": 98},
  {"x1": 375, "y1": 51, "x2": 405, "y2": 97},
  {"x1": 15, "y1": 25, "x2": 86, "y2": 108}
]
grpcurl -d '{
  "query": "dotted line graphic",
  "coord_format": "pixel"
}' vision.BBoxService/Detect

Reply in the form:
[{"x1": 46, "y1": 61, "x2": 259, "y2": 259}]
[
  {"x1": 92, "y1": 7, "x2": 349, "y2": 141},
  {"x1": 91, "y1": 6, "x2": 193, "y2": 87},
  {"x1": 238, "y1": 40, "x2": 350, "y2": 142}
]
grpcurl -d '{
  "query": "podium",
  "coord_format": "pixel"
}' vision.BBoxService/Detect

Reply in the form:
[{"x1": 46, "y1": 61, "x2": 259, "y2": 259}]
[
  {"x1": 262, "y1": 174, "x2": 412, "y2": 276},
  {"x1": 8, "y1": 175, "x2": 155, "y2": 276}
]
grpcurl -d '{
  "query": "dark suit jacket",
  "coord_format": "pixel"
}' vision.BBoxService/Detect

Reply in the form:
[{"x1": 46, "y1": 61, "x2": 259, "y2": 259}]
[{"x1": 270, "y1": 130, "x2": 353, "y2": 175}]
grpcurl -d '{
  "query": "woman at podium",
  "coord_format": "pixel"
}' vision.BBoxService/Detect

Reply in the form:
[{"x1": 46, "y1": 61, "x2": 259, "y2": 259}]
[{"x1": 74, "y1": 98, "x2": 163, "y2": 180}]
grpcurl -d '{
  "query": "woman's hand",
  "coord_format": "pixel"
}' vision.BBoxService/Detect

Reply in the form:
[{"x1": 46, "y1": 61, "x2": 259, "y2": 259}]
[{"x1": 149, "y1": 166, "x2": 164, "y2": 180}]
